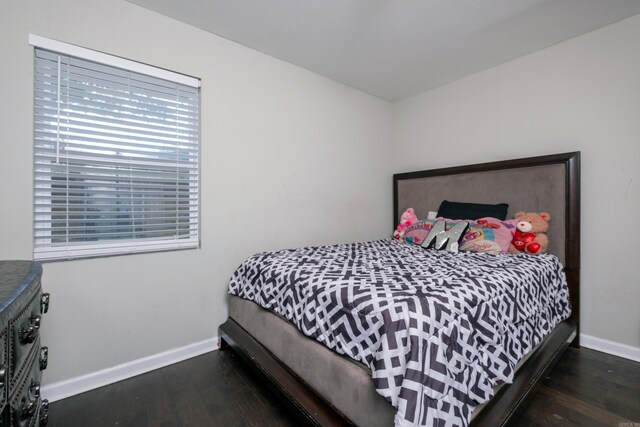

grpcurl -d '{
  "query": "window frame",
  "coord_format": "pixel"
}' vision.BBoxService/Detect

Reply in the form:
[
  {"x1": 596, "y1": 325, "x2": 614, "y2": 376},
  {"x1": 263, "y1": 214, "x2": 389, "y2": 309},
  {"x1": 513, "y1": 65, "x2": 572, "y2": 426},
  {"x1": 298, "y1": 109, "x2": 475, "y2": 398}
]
[{"x1": 30, "y1": 34, "x2": 201, "y2": 261}]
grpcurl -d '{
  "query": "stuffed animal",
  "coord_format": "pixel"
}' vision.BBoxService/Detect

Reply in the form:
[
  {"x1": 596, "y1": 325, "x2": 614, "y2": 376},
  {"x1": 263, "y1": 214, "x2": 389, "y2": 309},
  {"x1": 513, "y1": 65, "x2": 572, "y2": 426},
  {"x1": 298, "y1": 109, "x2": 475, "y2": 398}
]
[
  {"x1": 508, "y1": 212, "x2": 550, "y2": 254},
  {"x1": 393, "y1": 208, "x2": 419, "y2": 239}
]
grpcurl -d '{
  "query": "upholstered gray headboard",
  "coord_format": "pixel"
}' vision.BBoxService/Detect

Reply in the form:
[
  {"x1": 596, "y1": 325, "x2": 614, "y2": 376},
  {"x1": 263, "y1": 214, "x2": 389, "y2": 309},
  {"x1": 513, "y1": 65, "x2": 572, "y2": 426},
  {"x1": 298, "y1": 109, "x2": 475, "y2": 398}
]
[
  {"x1": 393, "y1": 152, "x2": 581, "y2": 338},
  {"x1": 395, "y1": 164, "x2": 566, "y2": 261}
]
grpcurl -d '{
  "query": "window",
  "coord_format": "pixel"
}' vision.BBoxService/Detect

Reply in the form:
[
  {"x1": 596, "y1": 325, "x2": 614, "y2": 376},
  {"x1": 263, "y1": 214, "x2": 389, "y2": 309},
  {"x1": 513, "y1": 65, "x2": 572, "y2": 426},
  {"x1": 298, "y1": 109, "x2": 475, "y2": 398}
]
[{"x1": 31, "y1": 35, "x2": 200, "y2": 261}]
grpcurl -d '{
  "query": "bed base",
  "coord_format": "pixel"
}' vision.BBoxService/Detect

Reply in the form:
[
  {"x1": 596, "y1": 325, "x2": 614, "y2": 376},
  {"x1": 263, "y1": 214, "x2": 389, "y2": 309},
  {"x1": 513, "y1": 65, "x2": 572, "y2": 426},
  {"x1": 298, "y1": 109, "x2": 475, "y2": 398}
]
[
  {"x1": 219, "y1": 317, "x2": 576, "y2": 427},
  {"x1": 219, "y1": 318, "x2": 353, "y2": 426}
]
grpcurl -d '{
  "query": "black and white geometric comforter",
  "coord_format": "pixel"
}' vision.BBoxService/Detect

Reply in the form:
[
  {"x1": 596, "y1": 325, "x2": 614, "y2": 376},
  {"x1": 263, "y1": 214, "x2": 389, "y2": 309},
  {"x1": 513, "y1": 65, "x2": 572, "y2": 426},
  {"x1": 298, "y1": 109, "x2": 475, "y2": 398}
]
[{"x1": 228, "y1": 239, "x2": 571, "y2": 427}]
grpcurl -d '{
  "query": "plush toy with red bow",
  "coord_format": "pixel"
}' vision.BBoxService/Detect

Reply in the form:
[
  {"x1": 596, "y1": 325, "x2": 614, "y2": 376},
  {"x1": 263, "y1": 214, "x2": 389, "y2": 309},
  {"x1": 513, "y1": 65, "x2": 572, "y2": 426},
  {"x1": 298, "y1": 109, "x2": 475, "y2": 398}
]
[
  {"x1": 393, "y1": 208, "x2": 419, "y2": 240},
  {"x1": 508, "y1": 212, "x2": 550, "y2": 254}
]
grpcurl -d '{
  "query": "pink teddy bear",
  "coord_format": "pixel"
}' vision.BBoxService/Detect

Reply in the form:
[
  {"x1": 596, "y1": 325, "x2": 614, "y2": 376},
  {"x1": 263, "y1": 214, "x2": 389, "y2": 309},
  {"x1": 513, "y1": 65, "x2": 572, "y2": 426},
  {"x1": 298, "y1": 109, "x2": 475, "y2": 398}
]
[{"x1": 393, "y1": 208, "x2": 419, "y2": 239}]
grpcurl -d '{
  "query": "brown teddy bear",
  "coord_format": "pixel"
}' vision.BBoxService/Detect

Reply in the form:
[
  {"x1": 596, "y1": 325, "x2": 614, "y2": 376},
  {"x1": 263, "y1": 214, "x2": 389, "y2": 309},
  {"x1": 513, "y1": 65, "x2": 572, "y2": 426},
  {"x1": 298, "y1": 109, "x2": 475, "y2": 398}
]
[{"x1": 508, "y1": 212, "x2": 550, "y2": 254}]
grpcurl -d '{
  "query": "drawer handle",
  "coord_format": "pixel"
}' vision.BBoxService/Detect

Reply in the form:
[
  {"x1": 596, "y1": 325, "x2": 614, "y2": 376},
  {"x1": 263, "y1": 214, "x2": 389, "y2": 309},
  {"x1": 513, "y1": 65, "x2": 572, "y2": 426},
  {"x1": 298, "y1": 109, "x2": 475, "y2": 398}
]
[
  {"x1": 21, "y1": 396, "x2": 38, "y2": 419},
  {"x1": 41, "y1": 399, "x2": 50, "y2": 425},
  {"x1": 0, "y1": 365, "x2": 5, "y2": 388},
  {"x1": 41, "y1": 293, "x2": 50, "y2": 314},
  {"x1": 31, "y1": 384, "x2": 41, "y2": 400},
  {"x1": 40, "y1": 347, "x2": 49, "y2": 370},
  {"x1": 21, "y1": 383, "x2": 42, "y2": 420},
  {"x1": 19, "y1": 315, "x2": 41, "y2": 344},
  {"x1": 31, "y1": 382, "x2": 41, "y2": 397}
]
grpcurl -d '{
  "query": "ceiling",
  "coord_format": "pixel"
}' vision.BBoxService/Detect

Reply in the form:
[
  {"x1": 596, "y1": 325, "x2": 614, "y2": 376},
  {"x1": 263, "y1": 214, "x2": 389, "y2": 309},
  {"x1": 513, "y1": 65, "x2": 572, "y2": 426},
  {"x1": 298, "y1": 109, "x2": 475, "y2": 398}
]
[{"x1": 127, "y1": 0, "x2": 640, "y2": 101}]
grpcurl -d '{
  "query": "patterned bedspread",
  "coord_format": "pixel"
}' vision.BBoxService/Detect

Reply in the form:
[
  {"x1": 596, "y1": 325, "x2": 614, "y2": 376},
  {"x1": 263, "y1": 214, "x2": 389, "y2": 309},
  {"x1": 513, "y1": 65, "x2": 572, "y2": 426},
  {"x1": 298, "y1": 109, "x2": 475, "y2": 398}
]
[{"x1": 228, "y1": 239, "x2": 571, "y2": 426}]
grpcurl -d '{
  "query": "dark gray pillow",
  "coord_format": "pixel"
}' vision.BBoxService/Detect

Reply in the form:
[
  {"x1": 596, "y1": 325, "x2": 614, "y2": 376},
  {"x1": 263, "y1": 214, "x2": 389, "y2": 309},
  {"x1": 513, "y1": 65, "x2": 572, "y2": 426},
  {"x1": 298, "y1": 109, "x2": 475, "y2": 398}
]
[{"x1": 437, "y1": 200, "x2": 509, "y2": 220}]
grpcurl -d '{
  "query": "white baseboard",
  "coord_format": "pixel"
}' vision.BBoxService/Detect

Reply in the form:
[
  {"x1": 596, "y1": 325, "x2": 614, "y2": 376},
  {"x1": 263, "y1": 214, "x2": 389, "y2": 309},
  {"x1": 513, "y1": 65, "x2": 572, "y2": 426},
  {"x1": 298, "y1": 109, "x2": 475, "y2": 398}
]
[
  {"x1": 41, "y1": 337, "x2": 218, "y2": 403},
  {"x1": 39, "y1": 333, "x2": 639, "y2": 403},
  {"x1": 580, "y1": 333, "x2": 640, "y2": 362}
]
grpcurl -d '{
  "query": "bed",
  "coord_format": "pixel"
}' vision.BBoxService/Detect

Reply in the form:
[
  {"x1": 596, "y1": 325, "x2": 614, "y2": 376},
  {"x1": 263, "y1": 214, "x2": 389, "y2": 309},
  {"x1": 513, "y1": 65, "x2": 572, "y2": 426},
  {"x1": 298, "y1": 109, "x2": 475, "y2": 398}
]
[{"x1": 218, "y1": 152, "x2": 580, "y2": 426}]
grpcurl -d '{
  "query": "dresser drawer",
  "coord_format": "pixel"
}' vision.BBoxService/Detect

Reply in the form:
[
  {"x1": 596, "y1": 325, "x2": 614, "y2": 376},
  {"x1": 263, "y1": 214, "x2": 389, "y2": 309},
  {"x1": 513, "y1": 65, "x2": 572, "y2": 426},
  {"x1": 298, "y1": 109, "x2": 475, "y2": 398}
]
[
  {"x1": 0, "y1": 261, "x2": 49, "y2": 426},
  {"x1": 9, "y1": 290, "x2": 44, "y2": 391},
  {"x1": 9, "y1": 346, "x2": 47, "y2": 427},
  {"x1": 0, "y1": 326, "x2": 7, "y2": 412}
]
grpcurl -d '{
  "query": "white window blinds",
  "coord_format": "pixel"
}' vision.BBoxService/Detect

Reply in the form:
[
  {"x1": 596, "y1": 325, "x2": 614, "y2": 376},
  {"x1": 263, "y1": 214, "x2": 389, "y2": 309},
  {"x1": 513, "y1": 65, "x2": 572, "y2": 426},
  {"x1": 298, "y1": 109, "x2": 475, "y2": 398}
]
[{"x1": 33, "y1": 42, "x2": 200, "y2": 261}]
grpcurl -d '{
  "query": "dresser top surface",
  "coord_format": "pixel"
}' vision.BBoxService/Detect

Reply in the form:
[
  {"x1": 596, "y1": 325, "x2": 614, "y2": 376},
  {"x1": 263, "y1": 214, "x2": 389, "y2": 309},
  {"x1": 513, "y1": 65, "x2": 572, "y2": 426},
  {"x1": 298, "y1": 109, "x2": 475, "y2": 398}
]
[{"x1": 0, "y1": 261, "x2": 42, "y2": 314}]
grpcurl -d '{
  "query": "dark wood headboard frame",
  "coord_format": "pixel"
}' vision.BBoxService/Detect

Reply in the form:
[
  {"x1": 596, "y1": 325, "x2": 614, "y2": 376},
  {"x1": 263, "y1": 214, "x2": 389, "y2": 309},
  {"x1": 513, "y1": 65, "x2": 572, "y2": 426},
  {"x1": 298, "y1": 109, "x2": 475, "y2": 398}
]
[{"x1": 393, "y1": 152, "x2": 581, "y2": 346}]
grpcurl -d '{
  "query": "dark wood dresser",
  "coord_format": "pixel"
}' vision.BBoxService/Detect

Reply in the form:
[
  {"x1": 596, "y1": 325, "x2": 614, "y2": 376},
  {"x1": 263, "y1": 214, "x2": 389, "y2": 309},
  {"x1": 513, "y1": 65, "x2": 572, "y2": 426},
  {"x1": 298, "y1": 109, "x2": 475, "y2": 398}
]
[{"x1": 0, "y1": 261, "x2": 49, "y2": 427}]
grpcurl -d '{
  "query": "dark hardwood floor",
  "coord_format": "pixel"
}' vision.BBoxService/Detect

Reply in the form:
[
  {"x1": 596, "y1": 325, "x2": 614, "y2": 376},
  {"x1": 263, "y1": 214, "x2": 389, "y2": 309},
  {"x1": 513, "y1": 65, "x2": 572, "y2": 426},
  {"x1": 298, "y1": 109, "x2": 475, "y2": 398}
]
[{"x1": 48, "y1": 347, "x2": 639, "y2": 427}]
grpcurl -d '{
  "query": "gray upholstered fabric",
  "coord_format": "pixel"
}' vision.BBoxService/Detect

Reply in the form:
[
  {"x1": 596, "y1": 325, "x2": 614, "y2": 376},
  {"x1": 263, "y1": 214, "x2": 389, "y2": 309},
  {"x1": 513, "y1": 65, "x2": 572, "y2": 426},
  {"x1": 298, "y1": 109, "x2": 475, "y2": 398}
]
[
  {"x1": 396, "y1": 164, "x2": 567, "y2": 263},
  {"x1": 229, "y1": 295, "x2": 396, "y2": 427}
]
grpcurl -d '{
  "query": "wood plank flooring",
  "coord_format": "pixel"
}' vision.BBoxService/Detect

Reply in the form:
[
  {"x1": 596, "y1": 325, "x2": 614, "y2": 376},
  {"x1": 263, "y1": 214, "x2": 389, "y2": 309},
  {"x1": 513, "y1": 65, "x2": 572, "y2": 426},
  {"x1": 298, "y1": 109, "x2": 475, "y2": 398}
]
[{"x1": 48, "y1": 347, "x2": 639, "y2": 426}]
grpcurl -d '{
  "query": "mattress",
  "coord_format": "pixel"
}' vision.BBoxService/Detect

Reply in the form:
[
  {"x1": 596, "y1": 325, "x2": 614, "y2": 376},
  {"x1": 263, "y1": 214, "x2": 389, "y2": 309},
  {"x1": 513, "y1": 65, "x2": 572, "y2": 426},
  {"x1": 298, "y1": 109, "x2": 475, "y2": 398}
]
[{"x1": 228, "y1": 239, "x2": 571, "y2": 426}]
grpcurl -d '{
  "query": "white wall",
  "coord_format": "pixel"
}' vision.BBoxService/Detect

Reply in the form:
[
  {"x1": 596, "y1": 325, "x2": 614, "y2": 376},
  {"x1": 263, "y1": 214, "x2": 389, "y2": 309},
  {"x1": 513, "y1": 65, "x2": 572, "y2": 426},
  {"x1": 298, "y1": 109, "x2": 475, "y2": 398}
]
[
  {"x1": 2, "y1": 0, "x2": 637, "y2": 393},
  {"x1": 393, "y1": 15, "x2": 640, "y2": 350},
  {"x1": 0, "y1": 0, "x2": 392, "y2": 385}
]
